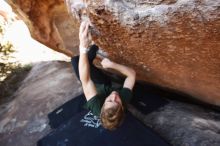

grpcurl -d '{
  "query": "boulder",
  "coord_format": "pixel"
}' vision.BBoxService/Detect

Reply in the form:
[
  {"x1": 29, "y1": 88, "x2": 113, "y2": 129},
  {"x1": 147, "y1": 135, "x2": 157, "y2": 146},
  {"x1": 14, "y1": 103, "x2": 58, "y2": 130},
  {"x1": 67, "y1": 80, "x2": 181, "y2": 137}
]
[
  {"x1": 129, "y1": 102, "x2": 220, "y2": 146},
  {"x1": 0, "y1": 61, "x2": 82, "y2": 146},
  {"x1": 5, "y1": 0, "x2": 220, "y2": 105},
  {"x1": 7, "y1": 0, "x2": 80, "y2": 57},
  {"x1": 68, "y1": 0, "x2": 220, "y2": 106}
]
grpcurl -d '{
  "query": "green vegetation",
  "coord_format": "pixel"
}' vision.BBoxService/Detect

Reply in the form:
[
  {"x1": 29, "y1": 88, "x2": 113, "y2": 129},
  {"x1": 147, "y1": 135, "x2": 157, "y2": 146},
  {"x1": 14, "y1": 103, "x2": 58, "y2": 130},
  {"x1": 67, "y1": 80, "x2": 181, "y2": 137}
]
[
  {"x1": 0, "y1": 22, "x2": 18, "y2": 81},
  {"x1": 0, "y1": 21, "x2": 32, "y2": 104},
  {"x1": 0, "y1": 41, "x2": 17, "y2": 80},
  {"x1": 0, "y1": 65, "x2": 32, "y2": 104}
]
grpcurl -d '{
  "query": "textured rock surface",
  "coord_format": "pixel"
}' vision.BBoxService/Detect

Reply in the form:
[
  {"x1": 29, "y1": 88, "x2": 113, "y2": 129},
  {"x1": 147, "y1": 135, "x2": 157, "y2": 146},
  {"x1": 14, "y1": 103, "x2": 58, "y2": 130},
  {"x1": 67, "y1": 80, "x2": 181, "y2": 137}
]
[
  {"x1": 0, "y1": 61, "x2": 219, "y2": 146},
  {"x1": 7, "y1": 0, "x2": 80, "y2": 57},
  {"x1": 68, "y1": 0, "x2": 220, "y2": 106},
  {"x1": 5, "y1": 0, "x2": 220, "y2": 105},
  {"x1": 0, "y1": 61, "x2": 82, "y2": 146},
  {"x1": 129, "y1": 102, "x2": 220, "y2": 146},
  {"x1": 0, "y1": 1, "x2": 69, "y2": 65}
]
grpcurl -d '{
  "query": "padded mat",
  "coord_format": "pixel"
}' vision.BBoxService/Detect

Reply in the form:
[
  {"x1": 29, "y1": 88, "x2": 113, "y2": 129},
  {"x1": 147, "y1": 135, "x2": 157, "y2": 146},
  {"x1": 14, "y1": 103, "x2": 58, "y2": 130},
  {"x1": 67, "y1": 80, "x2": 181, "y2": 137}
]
[{"x1": 38, "y1": 111, "x2": 170, "y2": 146}]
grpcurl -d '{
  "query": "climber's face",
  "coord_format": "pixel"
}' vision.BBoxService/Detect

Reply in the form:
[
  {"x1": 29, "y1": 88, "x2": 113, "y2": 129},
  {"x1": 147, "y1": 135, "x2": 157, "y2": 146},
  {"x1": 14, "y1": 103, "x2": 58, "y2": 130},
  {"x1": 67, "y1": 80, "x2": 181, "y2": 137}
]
[{"x1": 104, "y1": 91, "x2": 122, "y2": 109}]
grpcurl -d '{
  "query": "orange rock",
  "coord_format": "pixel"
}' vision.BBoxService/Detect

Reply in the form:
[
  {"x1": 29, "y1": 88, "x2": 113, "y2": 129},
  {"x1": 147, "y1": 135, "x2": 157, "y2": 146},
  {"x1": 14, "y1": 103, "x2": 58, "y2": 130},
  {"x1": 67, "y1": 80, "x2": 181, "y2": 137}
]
[
  {"x1": 7, "y1": 0, "x2": 79, "y2": 57},
  {"x1": 70, "y1": 0, "x2": 220, "y2": 106},
  {"x1": 6, "y1": 0, "x2": 220, "y2": 106}
]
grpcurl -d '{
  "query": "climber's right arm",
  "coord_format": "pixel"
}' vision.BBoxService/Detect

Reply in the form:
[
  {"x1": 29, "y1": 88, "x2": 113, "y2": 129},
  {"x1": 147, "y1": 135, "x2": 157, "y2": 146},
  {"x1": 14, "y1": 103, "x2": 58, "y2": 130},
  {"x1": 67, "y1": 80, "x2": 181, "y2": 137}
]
[{"x1": 78, "y1": 21, "x2": 97, "y2": 101}]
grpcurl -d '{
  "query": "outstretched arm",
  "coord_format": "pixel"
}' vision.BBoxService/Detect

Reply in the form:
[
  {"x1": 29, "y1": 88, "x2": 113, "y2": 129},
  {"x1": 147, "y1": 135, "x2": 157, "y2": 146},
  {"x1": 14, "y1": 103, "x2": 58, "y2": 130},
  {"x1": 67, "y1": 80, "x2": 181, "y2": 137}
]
[
  {"x1": 79, "y1": 21, "x2": 97, "y2": 101},
  {"x1": 101, "y1": 58, "x2": 136, "y2": 90}
]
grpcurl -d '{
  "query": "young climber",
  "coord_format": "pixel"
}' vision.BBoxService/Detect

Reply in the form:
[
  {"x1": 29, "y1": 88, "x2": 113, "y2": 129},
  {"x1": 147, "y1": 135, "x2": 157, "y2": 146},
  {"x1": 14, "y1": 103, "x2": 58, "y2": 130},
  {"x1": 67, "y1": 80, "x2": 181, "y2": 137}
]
[{"x1": 71, "y1": 21, "x2": 136, "y2": 130}]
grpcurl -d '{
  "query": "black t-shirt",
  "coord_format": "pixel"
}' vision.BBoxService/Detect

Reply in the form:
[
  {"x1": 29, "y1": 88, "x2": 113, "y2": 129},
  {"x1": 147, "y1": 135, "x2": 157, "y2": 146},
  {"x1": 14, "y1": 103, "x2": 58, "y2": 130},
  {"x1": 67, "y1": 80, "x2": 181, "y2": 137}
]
[{"x1": 84, "y1": 84, "x2": 133, "y2": 116}]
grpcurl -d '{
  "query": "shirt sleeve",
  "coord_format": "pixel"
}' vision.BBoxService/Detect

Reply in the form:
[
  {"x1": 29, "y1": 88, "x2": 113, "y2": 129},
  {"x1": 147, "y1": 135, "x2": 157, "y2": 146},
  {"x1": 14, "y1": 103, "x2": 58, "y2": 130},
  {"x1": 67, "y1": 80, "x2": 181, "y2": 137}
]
[
  {"x1": 83, "y1": 84, "x2": 111, "y2": 116},
  {"x1": 83, "y1": 95, "x2": 102, "y2": 116},
  {"x1": 119, "y1": 88, "x2": 133, "y2": 105},
  {"x1": 83, "y1": 83, "x2": 120, "y2": 116}
]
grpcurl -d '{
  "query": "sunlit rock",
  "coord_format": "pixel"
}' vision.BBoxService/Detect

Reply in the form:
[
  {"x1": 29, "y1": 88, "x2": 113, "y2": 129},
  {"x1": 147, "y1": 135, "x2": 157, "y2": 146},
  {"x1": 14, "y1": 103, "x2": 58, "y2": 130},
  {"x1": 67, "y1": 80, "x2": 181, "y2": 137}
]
[{"x1": 7, "y1": 0, "x2": 80, "y2": 57}]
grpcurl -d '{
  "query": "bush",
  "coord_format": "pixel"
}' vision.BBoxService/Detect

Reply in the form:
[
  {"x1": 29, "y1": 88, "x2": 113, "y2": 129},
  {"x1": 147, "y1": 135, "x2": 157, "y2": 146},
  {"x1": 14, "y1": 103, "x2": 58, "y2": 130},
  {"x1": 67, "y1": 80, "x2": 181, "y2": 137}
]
[
  {"x1": 0, "y1": 64, "x2": 32, "y2": 104},
  {"x1": 0, "y1": 18, "x2": 32, "y2": 104},
  {"x1": 0, "y1": 42, "x2": 18, "y2": 80},
  {"x1": 0, "y1": 20, "x2": 19, "y2": 81}
]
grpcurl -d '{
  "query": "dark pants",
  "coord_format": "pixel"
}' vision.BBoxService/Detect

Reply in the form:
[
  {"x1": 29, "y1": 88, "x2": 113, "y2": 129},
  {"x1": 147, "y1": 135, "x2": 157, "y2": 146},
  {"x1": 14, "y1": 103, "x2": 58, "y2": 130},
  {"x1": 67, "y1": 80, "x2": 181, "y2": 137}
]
[{"x1": 71, "y1": 45, "x2": 111, "y2": 86}]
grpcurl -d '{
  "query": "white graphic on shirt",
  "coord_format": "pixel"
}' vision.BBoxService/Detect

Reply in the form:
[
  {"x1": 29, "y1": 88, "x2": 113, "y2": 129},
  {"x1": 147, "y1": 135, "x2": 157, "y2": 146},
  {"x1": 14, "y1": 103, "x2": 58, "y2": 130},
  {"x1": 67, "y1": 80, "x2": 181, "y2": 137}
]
[{"x1": 80, "y1": 111, "x2": 101, "y2": 128}]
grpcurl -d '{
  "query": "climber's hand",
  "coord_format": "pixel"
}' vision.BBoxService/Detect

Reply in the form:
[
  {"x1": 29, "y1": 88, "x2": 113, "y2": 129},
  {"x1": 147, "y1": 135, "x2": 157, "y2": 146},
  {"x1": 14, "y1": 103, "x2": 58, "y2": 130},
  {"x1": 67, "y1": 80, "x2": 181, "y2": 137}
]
[
  {"x1": 79, "y1": 20, "x2": 91, "y2": 49},
  {"x1": 101, "y1": 58, "x2": 114, "y2": 69}
]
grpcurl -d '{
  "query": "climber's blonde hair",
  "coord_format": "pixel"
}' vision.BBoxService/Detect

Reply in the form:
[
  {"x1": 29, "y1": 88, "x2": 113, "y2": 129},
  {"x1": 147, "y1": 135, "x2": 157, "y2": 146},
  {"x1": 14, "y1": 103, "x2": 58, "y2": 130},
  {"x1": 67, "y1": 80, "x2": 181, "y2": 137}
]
[{"x1": 100, "y1": 103, "x2": 124, "y2": 130}]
